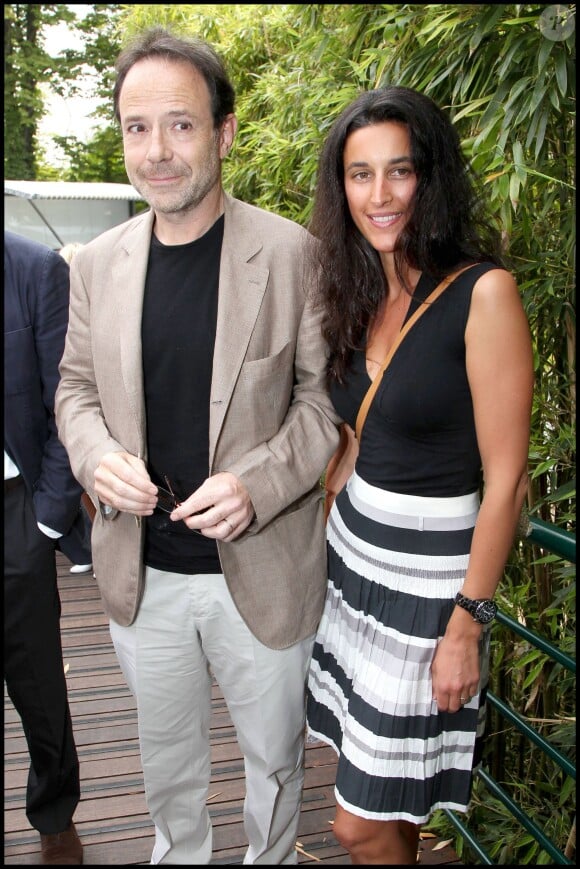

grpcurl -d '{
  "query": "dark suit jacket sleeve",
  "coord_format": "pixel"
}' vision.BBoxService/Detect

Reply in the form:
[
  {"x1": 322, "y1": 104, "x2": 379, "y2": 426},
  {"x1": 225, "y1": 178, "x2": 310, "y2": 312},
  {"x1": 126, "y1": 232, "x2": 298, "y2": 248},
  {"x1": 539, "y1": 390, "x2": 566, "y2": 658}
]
[{"x1": 4, "y1": 233, "x2": 85, "y2": 535}]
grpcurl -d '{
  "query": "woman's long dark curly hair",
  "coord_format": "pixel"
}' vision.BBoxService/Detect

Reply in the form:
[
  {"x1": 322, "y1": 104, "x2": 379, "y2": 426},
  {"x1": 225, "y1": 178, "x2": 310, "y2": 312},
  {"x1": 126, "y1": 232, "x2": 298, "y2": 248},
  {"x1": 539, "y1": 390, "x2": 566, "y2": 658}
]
[{"x1": 309, "y1": 85, "x2": 505, "y2": 383}]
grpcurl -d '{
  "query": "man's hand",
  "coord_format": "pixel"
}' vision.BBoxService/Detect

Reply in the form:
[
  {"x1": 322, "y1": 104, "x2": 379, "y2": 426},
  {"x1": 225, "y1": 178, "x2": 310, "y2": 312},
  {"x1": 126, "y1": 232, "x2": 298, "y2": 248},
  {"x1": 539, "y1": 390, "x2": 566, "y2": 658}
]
[
  {"x1": 170, "y1": 472, "x2": 255, "y2": 540},
  {"x1": 94, "y1": 451, "x2": 158, "y2": 516}
]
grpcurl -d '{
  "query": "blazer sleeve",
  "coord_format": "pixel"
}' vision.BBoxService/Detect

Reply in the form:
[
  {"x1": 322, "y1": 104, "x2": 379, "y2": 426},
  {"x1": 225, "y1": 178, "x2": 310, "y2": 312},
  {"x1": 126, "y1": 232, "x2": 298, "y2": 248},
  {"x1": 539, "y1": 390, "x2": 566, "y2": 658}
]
[
  {"x1": 223, "y1": 277, "x2": 341, "y2": 530},
  {"x1": 9, "y1": 244, "x2": 85, "y2": 533},
  {"x1": 38, "y1": 248, "x2": 87, "y2": 531}
]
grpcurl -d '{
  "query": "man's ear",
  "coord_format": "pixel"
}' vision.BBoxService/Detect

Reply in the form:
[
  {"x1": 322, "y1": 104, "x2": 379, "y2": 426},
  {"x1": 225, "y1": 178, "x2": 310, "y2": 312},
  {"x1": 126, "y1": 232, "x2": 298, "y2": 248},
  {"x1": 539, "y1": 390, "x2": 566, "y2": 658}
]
[{"x1": 220, "y1": 114, "x2": 238, "y2": 158}]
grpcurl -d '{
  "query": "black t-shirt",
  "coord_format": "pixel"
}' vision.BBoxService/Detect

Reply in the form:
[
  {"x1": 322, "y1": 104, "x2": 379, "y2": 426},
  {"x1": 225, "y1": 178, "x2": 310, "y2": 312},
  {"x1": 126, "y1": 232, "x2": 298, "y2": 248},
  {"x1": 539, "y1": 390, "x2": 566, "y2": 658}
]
[{"x1": 141, "y1": 216, "x2": 224, "y2": 573}]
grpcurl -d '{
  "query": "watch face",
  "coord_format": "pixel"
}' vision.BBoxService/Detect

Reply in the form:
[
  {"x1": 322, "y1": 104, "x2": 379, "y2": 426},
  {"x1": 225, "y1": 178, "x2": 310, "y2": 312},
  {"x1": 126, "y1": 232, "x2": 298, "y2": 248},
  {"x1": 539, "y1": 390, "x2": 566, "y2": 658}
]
[{"x1": 475, "y1": 600, "x2": 497, "y2": 623}]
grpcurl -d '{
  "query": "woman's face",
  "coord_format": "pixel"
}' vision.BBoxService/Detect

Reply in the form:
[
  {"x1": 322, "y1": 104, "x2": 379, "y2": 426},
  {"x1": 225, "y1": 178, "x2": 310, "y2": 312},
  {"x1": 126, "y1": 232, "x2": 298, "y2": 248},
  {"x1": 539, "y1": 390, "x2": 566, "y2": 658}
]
[{"x1": 343, "y1": 120, "x2": 417, "y2": 256}]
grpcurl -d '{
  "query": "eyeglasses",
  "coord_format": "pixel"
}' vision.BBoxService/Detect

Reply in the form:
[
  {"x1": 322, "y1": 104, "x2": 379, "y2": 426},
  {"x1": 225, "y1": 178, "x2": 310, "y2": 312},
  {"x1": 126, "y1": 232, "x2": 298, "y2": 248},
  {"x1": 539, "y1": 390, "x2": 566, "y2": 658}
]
[
  {"x1": 155, "y1": 475, "x2": 181, "y2": 513},
  {"x1": 155, "y1": 476, "x2": 204, "y2": 535}
]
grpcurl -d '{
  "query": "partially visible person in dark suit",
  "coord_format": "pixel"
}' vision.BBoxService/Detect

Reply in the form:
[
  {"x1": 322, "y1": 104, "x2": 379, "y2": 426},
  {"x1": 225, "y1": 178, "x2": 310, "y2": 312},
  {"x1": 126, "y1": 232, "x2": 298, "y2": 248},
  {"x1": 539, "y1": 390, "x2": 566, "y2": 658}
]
[{"x1": 4, "y1": 230, "x2": 88, "y2": 864}]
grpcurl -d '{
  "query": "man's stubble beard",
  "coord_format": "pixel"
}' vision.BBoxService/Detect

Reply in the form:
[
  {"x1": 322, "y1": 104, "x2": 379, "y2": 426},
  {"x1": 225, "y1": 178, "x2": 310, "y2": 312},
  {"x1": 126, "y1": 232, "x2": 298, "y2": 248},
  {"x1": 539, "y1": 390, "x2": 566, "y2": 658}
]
[
  {"x1": 129, "y1": 137, "x2": 222, "y2": 215},
  {"x1": 143, "y1": 171, "x2": 219, "y2": 215}
]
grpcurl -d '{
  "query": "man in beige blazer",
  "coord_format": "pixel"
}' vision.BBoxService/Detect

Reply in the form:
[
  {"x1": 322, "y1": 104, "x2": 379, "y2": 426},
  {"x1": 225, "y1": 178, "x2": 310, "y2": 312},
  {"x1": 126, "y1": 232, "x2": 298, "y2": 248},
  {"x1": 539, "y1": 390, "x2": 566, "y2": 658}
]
[{"x1": 55, "y1": 27, "x2": 339, "y2": 866}]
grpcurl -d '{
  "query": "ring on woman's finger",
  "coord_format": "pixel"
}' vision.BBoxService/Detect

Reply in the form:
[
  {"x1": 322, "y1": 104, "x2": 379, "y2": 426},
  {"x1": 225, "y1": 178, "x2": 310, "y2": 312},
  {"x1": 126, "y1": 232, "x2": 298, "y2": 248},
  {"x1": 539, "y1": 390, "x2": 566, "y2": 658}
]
[
  {"x1": 222, "y1": 517, "x2": 235, "y2": 535},
  {"x1": 460, "y1": 696, "x2": 467, "y2": 703}
]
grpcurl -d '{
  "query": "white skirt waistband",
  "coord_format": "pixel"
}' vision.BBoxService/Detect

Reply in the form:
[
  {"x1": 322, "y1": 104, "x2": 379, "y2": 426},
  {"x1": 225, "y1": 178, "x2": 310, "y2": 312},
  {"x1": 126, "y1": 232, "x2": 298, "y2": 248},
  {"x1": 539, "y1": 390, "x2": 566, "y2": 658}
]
[{"x1": 346, "y1": 471, "x2": 479, "y2": 531}]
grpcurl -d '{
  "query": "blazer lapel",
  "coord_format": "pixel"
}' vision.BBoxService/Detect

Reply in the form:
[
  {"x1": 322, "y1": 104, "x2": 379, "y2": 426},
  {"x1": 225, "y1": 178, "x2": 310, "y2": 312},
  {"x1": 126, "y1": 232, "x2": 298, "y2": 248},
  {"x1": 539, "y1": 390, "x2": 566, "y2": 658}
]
[
  {"x1": 108, "y1": 202, "x2": 269, "y2": 462},
  {"x1": 116, "y1": 210, "x2": 155, "y2": 442},
  {"x1": 210, "y1": 200, "x2": 268, "y2": 462}
]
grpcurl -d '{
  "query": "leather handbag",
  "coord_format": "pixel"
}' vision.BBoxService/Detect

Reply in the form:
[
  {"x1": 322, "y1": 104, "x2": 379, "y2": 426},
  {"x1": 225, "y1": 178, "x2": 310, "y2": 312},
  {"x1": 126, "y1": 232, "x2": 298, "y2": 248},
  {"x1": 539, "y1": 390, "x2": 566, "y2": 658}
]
[{"x1": 323, "y1": 266, "x2": 475, "y2": 521}]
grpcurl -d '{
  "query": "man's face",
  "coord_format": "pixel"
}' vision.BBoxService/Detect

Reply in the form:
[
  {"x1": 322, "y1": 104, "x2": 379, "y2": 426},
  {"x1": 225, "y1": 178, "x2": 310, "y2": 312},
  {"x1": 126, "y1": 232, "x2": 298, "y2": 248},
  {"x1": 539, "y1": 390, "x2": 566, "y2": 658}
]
[{"x1": 118, "y1": 56, "x2": 235, "y2": 215}]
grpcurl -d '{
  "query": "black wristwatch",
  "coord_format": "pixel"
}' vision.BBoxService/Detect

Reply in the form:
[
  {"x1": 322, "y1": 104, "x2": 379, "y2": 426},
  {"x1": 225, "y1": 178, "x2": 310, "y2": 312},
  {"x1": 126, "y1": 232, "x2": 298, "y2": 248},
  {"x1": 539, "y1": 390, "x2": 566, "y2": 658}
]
[{"x1": 454, "y1": 592, "x2": 497, "y2": 624}]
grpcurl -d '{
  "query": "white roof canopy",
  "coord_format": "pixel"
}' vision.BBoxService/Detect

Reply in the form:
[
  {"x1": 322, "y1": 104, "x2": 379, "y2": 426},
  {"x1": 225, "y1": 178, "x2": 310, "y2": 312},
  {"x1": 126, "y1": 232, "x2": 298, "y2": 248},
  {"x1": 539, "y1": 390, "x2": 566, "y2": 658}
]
[
  {"x1": 5, "y1": 180, "x2": 143, "y2": 201},
  {"x1": 5, "y1": 180, "x2": 146, "y2": 247}
]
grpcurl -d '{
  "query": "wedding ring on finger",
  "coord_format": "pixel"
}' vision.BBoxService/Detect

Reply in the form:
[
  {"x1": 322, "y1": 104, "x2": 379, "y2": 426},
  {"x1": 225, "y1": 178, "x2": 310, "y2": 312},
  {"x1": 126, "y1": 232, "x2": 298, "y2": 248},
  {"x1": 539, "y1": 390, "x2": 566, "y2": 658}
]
[{"x1": 222, "y1": 517, "x2": 235, "y2": 535}]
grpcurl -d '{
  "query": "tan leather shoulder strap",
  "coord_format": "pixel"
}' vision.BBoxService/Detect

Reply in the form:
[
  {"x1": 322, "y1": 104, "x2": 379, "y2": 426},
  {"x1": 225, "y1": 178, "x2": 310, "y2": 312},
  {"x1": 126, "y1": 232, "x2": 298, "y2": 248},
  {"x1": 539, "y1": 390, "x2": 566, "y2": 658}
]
[{"x1": 355, "y1": 265, "x2": 476, "y2": 441}]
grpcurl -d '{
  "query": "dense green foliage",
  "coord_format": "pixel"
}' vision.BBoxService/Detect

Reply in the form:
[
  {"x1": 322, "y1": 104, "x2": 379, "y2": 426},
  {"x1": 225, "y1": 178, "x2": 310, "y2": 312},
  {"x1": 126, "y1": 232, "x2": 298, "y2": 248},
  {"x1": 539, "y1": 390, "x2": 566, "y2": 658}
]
[
  {"x1": 3, "y1": 3, "x2": 126, "y2": 180},
  {"x1": 4, "y1": 4, "x2": 78, "y2": 177},
  {"x1": 5, "y1": 4, "x2": 575, "y2": 863}
]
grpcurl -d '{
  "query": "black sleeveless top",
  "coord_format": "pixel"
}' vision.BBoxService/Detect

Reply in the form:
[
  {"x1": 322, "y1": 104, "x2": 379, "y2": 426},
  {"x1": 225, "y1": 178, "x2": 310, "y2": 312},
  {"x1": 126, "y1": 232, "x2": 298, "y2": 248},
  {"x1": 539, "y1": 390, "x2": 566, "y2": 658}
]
[{"x1": 330, "y1": 263, "x2": 497, "y2": 498}]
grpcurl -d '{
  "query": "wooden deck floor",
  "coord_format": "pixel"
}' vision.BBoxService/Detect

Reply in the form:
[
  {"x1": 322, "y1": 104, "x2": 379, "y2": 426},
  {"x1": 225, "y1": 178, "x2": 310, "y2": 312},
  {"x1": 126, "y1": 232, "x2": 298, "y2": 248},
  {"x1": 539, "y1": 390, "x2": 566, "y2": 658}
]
[{"x1": 4, "y1": 553, "x2": 462, "y2": 865}]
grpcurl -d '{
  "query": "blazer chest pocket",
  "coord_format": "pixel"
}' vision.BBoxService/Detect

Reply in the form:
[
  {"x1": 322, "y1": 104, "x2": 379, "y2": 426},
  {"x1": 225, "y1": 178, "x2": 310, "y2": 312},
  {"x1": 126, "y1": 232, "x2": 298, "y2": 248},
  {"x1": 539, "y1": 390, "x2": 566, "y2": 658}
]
[{"x1": 237, "y1": 343, "x2": 294, "y2": 413}]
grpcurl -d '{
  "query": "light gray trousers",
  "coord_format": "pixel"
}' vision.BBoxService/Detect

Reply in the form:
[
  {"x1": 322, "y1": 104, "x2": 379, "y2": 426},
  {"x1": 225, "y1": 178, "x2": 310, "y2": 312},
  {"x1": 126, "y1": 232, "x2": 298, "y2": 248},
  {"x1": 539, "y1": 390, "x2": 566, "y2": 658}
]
[{"x1": 110, "y1": 567, "x2": 314, "y2": 864}]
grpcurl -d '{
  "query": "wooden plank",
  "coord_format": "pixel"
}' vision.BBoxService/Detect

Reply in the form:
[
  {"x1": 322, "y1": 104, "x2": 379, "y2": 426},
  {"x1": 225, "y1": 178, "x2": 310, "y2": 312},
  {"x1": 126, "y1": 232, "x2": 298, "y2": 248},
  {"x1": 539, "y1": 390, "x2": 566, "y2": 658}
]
[{"x1": 4, "y1": 552, "x2": 461, "y2": 865}]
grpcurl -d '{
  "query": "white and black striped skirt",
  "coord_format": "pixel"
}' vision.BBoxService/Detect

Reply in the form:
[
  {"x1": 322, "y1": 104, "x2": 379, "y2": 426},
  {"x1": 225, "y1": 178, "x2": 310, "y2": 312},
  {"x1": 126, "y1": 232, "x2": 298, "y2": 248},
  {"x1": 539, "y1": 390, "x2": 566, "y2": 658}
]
[{"x1": 306, "y1": 471, "x2": 490, "y2": 824}]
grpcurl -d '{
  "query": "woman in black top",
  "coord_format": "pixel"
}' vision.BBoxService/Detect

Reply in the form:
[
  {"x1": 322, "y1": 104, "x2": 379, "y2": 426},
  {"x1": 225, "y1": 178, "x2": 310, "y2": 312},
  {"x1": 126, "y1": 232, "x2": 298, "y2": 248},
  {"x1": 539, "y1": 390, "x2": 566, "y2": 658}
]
[{"x1": 306, "y1": 86, "x2": 534, "y2": 864}]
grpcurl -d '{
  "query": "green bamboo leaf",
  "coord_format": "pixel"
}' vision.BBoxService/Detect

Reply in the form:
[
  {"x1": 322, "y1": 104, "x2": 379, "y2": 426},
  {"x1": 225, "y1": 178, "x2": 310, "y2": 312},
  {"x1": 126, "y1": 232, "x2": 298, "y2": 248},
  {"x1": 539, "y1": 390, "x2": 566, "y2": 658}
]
[
  {"x1": 559, "y1": 776, "x2": 575, "y2": 806},
  {"x1": 534, "y1": 108, "x2": 549, "y2": 161},
  {"x1": 479, "y1": 80, "x2": 511, "y2": 128},
  {"x1": 497, "y1": 39, "x2": 523, "y2": 79},
  {"x1": 506, "y1": 76, "x2": 533, "y2": 108},
  {"x1": 422, "y1": 20, "x2": 461, "y2": 45},
  {"x1": 515, "y1": 649, "x2": 543, "y2": 669},
  {"x1": 530, "y1": 554, "x2": 562, "y2": 565},
  {"x1": 537, "y1": 36, "x2": 553, "y2": 73},
  {"x1": 512, "y1": 140, "x2": 526, "y2": 181},
  {"x1": 509, "y1": 171, "x2": 521, "y2": 210},
  {"x1": 554, "y1": 49, "x2": 568, "y2": 97},
  {"x1": 468, "y1": 4, "x2": 504, "y2": 52},
  {"x1": 525, "y1": 107, "x2": 541, "y2": 151},
  {"x1": 529, "y1": 77, "x2": 548, "y2": 115},
  {"x1": 515, "y1": 166, "x2": 574, "y2": 189},
  {"x1": 547, "y1": 479, "x2": 576, "y2": 501},
  {"x1": 530, "y1": 459, "x2": 557, "y2": 477},
  {"x1": 496, "y1": 171, "x2": 510, "y2": 202},
  {"x1": 450, "y1": 96, "x2": 491, "y2": 122},
  {"x1": 522, "y1": 659, "x2": 548, "y2": 688}
]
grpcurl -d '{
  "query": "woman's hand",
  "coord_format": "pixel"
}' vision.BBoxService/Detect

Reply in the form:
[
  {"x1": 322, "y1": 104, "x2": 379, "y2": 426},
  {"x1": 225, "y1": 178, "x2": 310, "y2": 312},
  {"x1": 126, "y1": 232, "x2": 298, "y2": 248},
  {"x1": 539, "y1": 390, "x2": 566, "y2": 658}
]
[{"x1": 431, "y1": 608, "x2": 482, "y2": 712}]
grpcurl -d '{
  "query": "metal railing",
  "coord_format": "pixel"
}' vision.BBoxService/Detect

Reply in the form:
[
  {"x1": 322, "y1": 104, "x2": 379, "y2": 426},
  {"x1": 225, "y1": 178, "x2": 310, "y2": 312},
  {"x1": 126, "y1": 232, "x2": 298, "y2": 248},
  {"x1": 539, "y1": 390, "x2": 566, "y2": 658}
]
[{"x1": 443, "y1": 515, "x2": 576, "y2": 865}]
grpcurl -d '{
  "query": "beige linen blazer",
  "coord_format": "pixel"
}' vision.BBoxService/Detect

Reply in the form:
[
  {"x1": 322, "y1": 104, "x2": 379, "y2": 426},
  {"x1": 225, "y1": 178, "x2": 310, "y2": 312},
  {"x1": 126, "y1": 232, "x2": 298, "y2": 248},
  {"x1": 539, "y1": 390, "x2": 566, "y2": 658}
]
[{"x1": 55, "y1": 193, "x2": 340, "y2": 649}]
